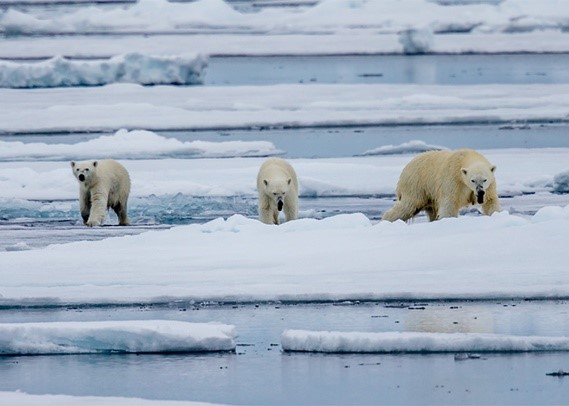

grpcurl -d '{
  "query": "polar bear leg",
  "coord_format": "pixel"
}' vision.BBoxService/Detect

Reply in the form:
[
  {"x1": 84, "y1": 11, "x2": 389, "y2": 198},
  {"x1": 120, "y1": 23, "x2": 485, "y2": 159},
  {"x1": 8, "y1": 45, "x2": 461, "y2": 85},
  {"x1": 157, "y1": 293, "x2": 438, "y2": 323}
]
[
  {"x1": 113, "y1": 202, "x2": 129, "y2": 226},
  {"x1": 259, "y1": 206, "x2": 276, "y2": 225},
  {"x1": 382, "y1": 199, "x2": 419, "y2": 222},
  {"x1": 80, "y1": 193, "x2": 91, "y2": 225},
  {"x1": 86, "y1": 190, "x2": 108, "y2": 227},
  {"x1": 436, "y1": 200, "x2": 460, "y2": 220},
  {"x1": 481, "y1": 192, "x2": 500, "y2": 216},
  {"x1": 283, "y1": 197, "x2": 298, "y2": 222}
]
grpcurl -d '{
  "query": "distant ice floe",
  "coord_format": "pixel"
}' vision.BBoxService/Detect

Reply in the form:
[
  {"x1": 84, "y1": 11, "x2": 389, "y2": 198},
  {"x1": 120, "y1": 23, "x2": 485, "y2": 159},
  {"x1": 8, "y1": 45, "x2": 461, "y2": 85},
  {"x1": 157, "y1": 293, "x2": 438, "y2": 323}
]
[
  {"x1": 0, "y1": 129, "x2": 283, "y2": 161},
  {"x1": 0, "y1": 320, "x2": 236, "y2": 355},
  {"x1": 0, "y1": 53, "x2": 207, "y2": 88},
  {"x1": 2, "y1": 0, "x2": 569, "y2": 36},
  {"x1": 358, "y1": 140, "x2": 448, "y2": 156},
  {"x1": 281, "y1": 330, "x2": 569, "y2": 353}
]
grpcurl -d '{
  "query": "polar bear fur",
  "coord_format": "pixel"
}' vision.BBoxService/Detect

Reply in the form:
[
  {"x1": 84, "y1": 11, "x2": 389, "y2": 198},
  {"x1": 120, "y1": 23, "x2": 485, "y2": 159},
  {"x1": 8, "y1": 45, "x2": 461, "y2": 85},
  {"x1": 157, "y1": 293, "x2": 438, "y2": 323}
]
[
  {"x1": 382, "y1": 149, "x2": 500, "y2": 222},
  {"x1": 71, "y1": 159, "x2": 131, "y2": 227},
  {"x1": 257, "y1": 158, "x2": 299, "y2": 225}
]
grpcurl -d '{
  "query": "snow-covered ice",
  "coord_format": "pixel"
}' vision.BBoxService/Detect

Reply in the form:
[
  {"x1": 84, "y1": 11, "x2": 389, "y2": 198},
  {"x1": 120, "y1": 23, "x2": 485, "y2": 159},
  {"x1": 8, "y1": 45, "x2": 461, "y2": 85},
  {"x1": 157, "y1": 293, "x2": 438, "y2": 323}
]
[
  {"x1": 0, "y1": 320, "x2": 236, "y2": 355},
  {"x1": 2, "y1": 83, "x2": 569, "y2": 133},
  {"x1": 281, "y1": 330, "x2": 569, "y2": 353},
  {"x1": 0, "y1": 392, "x2": 215, "y2": 406},
  {"x1": 358, "y1": 140, "x2": 448, "y2": 156},
  {"x1": 1, "y1": 206, "x2": 569, "y2": 306},
  {"x1": 0, "y1": 53, "x2": 206, "y2": 88},
  {"x1": 0, "y1": 129, "x2": 282, "y2": 161},
  {"x1": 2, "y1": 0, "x2": 568, "y2": 36},
  {"x1": 0, "y1": 146, "x2": 566, "y2": 200}
]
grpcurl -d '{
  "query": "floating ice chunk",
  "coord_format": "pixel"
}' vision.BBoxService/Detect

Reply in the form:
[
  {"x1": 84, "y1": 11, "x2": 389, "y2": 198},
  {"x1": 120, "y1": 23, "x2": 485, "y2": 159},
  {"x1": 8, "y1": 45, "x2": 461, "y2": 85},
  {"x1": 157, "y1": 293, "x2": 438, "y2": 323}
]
[
  {"x1": 358, "y1": 140, "x2": 448, "y2": 156},
  {"x1": 281, "y1": 330, "x2": 569, "y2": 353},
  {"x1": 0, "y1": 320, "x2": 236, "y2": 355},
  {"x1": 0, "y1": 53, "x2": 207, "y2": 88}
]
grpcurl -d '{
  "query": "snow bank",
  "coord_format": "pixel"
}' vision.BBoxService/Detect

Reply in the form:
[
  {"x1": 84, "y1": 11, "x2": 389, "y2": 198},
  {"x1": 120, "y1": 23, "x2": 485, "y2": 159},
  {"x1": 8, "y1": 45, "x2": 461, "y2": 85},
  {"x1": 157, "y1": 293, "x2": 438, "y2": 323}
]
[
  {"x1": 0, "y1": 148, "x2": 566, "y2": 200},
  {"x1": 0, "y1": 53, "x2": 207, "y2": 88},
  {"x1": 0, "y1": 320, "x2": 236, "y2": 355},
  {"x1": 0, "y1": 392, "x2": 215, "y2": 406},
  {"x1": 1, "y1": 207, "x2": 569, "y2": 306},
  {"x1": 281, "y1": 330, "x2": 569, "y2": 353},
  {"x1": 2, "y1": 0, "x2": 568, "y2": 36},
  {"x1": 358, "y1": 140, "x2": 448, "y2": 156},
  {"x1": 0, "y1": 129, "x2": 282, "y2": 161},
  {"x1": 2, "y1": 83, "x2": 569, "y2": 133}
]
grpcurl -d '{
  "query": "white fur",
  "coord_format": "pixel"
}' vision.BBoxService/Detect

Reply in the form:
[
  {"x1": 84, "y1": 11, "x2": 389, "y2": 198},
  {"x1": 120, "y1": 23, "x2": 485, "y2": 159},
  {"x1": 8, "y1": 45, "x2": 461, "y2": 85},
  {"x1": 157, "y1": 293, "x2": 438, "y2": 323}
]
[
  {"x1": 256, "y1": 158, "x2": 299, "y2": 225},
  {"x1": 71, "y1": 159, "x2": 131, "y2": 227}
]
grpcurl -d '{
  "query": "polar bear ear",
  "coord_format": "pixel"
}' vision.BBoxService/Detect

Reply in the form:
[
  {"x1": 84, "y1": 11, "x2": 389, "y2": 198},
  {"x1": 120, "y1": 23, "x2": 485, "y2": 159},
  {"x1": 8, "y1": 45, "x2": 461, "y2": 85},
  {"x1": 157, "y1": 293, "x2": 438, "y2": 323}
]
[
  {"x1": 93, "y1": 161, "x2": 98, "y2": 167},
  {"x1": 461, "y1": 168, "x2": 468, "y2": 175},
  {"x1": 287, "y1": 178, "x2": 292, "y2": 185},
  {"x1": 71, "y1": 161, "x2": 76, "y2": 168},
  {"x1": 490, "y1": 165, "x2": 496, "y2": 173},
  {"x1": 263, "y1": 179, "x2": 268, "y2": 186}
]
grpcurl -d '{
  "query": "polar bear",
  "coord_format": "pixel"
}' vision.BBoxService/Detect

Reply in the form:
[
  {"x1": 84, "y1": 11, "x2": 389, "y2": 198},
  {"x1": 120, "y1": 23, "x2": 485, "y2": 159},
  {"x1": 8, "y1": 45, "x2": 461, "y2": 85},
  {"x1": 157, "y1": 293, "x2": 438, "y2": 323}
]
[
  {"x1": 257, "y1": 157, "x2": 299, "y2": 225},
  {"x1": 382, "y1": 149, "x2": 500, "y2": 222},
  {"x1": 71, "y1": 159, "x2": 131, "y2": 227}
]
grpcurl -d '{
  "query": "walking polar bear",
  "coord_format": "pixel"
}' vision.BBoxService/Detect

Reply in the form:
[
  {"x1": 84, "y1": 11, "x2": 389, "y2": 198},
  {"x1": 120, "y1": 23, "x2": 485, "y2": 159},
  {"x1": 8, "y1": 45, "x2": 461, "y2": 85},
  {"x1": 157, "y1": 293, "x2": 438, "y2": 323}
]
[
  {"x1": 71, "y1": 159, "x2": 131, "y2": 227},
  {"x1": 382, "y1": 149, "x2": 500, "y2": 222},
  {"x1": 257, "y1": 157, "x2": 299, "y2": 225}
]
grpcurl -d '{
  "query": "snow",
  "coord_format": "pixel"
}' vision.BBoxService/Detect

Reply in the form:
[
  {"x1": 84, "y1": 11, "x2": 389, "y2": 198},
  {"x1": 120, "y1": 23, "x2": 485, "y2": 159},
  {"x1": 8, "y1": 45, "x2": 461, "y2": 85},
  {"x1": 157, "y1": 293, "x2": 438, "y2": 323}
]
[
  {"x1": 0, "y1": 392, "x2": 215, "y2": 406},
  {"x1": 0, "y1": 320, "x2": 236, "y2": 355},
  {"x1": 0, "y1": 53, "x2": 207, "y2": 88},
  {"x1": 2, "y1": 83, "x2": 569, "y2": 133},
  {"x1": 1, "y1": 0, "x2": 569, "y2": 57},
  {"x1": 281, "y1": 330, "x2": 569, "y2": 353},
  {"x1": 0, "y1": 129, "x2": 282, "y2": 161},
  {"x1": 0, "y1": 146, "x2": 566, "y2": 201},
  {"x1": 358, "y1": 140, "x2": 448, "y2": 156},
  {"x1": 2, "y1": 0, "x2": 569, "y2": 36},
  {"x1": 1, "y1": 206, "x2": 569, "y2": 306}
]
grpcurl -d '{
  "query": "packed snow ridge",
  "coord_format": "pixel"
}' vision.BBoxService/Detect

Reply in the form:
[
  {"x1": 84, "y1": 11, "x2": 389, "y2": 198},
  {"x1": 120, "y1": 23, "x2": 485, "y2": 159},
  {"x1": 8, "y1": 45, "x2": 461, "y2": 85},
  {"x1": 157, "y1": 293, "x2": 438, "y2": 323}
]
[
  {"x1": 0, "y1": 320, "x2": 236, "y2": 355},
  {"x1": 0, "y1": 53, "x2": 207, "y2": 88},
  {"x1": 281, "y1": 330, "x2": 569, "y2": 353},
  {"x1": 0, "y1": 129, "x2": 283, "y2": 161}
]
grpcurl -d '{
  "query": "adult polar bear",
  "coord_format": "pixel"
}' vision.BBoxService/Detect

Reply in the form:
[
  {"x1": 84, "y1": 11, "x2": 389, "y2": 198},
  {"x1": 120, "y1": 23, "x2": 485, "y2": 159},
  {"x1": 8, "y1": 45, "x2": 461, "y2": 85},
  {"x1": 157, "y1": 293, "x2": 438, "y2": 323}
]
[
  {"x1": 382, "y1": 149, "x2": 500, "y2": 222},
  {"x1": 257, "y1": 157, "x2": 299, "y2": 225},
  {"x1": 71, "y1": 159, "x2": 131, "y2": 226}
]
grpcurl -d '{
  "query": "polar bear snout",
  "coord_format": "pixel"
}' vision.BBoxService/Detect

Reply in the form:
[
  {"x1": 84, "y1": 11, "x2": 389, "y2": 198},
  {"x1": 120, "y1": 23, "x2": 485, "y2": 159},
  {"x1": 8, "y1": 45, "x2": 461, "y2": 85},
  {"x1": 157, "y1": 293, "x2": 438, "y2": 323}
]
[
  {"x1": 78, "y1": 174, "x2": 86, "y2": 182},
  {"x1": 277, "y1": 198, "x2": 284, "y2": 212}
]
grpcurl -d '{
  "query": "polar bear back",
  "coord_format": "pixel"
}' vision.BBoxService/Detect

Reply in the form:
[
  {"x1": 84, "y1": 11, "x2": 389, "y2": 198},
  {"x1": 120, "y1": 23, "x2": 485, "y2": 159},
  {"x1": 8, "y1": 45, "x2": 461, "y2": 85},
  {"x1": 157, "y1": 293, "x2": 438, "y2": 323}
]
[
  {"x1": 256, "y1": 157, "x2": 298, "y2": 194},
  {"x1": 93, "y1": 159, "x2": 131, "y2": 204}
]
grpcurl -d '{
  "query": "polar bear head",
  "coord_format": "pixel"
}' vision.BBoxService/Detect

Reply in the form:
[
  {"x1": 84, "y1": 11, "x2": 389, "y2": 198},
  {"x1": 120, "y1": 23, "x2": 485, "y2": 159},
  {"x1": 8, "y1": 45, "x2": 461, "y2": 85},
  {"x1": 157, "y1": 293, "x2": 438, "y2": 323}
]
[
  {"x1": 71, "y1": 160, "x2": 98, "y2": 185},
  {"x1": 263, "y1": 178, "x2": 292, "y2": 211},
  {"x1": 461, "y1": 162, "x2": 496, "y2": 204}
]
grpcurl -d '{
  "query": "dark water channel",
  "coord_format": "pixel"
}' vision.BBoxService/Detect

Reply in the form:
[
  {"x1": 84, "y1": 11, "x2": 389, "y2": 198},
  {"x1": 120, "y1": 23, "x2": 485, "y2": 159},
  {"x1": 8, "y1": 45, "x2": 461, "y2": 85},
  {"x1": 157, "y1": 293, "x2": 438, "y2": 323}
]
[
  {"x1": 205, "y1": 54, "x2": 569, "y2": 86},
  {"x1": 1, "y1": 301, "x2": 569, "y2": 404}
]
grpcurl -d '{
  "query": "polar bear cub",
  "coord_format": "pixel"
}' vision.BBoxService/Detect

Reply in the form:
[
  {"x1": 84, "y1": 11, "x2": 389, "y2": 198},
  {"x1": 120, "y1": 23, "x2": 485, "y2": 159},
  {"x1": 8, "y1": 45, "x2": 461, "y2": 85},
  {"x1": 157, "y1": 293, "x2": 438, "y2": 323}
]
[
  {"x1": 382, "y1": 149, "x2": 500, "y2": 222},
  {"x1": 256, "y1": 158, "x2": 299, "y2": 225},
  {"x1": 71, "y1": 159, "x2": 131, "y2": 227}
]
